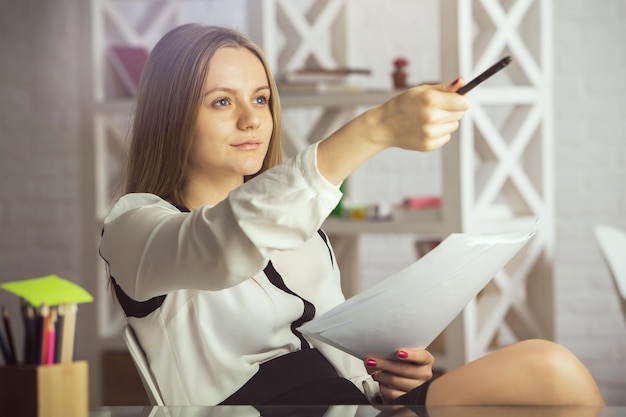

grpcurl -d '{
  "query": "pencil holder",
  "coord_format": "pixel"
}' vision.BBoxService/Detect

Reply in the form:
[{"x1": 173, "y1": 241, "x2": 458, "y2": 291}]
[{"x1": 0, "y1": 360, "x2": 88, "y2": 417}]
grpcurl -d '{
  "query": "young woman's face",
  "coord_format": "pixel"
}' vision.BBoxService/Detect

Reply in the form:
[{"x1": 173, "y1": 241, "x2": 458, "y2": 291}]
[{"x1": 188, "y1": 46, "x2": 273, "y2": 188}]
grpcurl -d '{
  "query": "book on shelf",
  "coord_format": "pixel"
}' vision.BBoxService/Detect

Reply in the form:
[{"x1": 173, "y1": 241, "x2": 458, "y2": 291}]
[
  {"x1": 279, "y1": 82, "x2": 365, "y2": 93},
  {"x1": 279, "y1": 67, "x2": 371, "y2": 93},
  {"x1": 282, "y1": 67, "x2": 371, "y2": 84},
  {"x1": 107, "y1": 45, "x2": 150, "y2": 97},
  {"x1": 299, "y1": 225, "x2": 535, "y2": 360}
]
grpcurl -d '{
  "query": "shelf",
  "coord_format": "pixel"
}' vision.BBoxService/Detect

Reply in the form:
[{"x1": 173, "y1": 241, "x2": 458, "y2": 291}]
[
  {"x1": 278, "y1": 89, "x2": 397, "y2": 108},
  {"x1": 323, "y1": 207, "x2": 538, "y2": 237},
  {"x1": 323, "y1": 207, "x2": 445, "y2": 236}
]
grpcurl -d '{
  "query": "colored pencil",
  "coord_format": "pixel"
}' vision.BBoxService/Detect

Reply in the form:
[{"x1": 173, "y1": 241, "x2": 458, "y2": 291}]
[
  {"x1": 39, "y1": 304, "x2": 50, "y2": 365},
  {"x1": 45, "y1": 309, "x2": 57, "y2": 365}
]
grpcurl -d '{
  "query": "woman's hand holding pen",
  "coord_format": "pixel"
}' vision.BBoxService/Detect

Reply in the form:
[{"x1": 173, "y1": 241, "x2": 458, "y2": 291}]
[
  {"x1": 371, "y1": 79, "x2": 470, "y2": 152},
  {"x1": 316, "y1": 79, "x2": 469, "y2": 186},
  {"x1": 366, "y1": 349, "x2": 435, "y2": 403}
]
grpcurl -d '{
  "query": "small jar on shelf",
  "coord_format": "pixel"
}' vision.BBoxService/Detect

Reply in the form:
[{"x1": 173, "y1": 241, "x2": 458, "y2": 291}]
[{"x1": 392, "y1": 56, "x2": 409, "y2": 89}]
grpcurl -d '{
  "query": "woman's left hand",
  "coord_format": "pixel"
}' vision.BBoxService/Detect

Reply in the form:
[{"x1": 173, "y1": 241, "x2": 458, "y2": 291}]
[{"x1": 365, "y1": 349, "x2": 435, "y2": 402}]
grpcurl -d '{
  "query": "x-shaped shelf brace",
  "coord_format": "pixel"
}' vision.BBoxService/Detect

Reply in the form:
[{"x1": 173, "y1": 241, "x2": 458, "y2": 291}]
[
  {"x1": 263, "y1": 0, "x2": 357, "y2": 157},
  {"x1": 462, "y1": 0, "x2": 549, "y2": 221},
  {"x1": 474, "y1": 234, "x2": 552, "y2": 354},
  {"x1": 452, "y1": 0, "x2": 553, "y2": 360},
  {"x1": 94, "y1": 0, "x2": 191, "y2": 101},
  {"x1": 267, "y1": 0, "x2": 348, "y2": 73}
]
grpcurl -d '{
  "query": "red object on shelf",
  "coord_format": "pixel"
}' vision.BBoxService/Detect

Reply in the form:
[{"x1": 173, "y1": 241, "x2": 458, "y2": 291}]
[
  {"x1": 108, "y1": 45, "x2": 150, "y2": 96},
  {"x1": 402, "y1": 196, "x2": 442, "y2": 209}
]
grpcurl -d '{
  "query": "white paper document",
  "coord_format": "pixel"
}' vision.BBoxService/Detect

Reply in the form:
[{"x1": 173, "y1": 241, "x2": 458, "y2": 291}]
[{"x1": 299, "y1": 227, "x2": 535, "y2": 360}]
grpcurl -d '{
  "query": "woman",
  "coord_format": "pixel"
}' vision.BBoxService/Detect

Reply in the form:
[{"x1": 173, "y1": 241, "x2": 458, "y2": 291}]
[{"x1": 99, "y1": 24, "x2": 605, "y2": 406}]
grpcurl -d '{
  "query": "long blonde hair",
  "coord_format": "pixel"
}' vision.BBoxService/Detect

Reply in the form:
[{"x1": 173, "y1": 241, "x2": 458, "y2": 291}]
[{"x1": 125, "y1": 24, "x2": 283, "y2": 206}]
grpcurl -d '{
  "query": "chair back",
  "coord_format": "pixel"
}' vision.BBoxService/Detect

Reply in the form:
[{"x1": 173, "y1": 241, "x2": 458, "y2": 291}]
[
  {"x1": 594, "y1": 224, "x2": 626, "y2": 320},
  {"x1": 123, "y1": 324, "x2": 165, "y2": 406}
]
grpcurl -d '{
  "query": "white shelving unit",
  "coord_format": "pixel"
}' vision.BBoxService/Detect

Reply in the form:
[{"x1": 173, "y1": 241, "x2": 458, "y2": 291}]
[
  {"x1": 436, "y1": 0, "x2": 555, "y2": 369},
  {"x1": 252, "y1": 0, "x2": 555, "y2": 371},
  {"x1": 89, "y1": 0, "x2": 555, "y2": 378}
]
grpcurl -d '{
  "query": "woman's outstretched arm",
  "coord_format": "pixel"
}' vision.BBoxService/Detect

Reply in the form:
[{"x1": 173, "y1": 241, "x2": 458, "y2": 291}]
[{"x1": 316, "y1": 80, "x2": 469, "y2": 186}]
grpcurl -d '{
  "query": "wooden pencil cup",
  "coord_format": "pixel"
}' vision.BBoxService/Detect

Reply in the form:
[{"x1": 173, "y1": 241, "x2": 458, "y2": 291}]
[{"x1": 0, "y1": 360, "x2": 88, "y2": 417}]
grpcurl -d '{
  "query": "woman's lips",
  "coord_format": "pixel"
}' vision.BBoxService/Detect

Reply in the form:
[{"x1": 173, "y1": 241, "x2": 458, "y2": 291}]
[{"x1": 232, "y1": 140, "x2": 261, "y2": 150}]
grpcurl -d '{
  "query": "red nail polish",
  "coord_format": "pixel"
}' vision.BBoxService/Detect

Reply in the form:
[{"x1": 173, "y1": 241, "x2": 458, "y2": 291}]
[
  {"x1": 451, "y1": 78, "x2": 461, "y2": 86},
  {"x1": 366, "y1": 359, "x2": 377, "y2": 367},
  {"x1": 397, "y1": 350, "x2": 409, "y2": 359}
]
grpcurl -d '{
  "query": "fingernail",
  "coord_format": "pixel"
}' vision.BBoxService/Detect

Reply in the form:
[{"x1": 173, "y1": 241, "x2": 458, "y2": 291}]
[
  {"x1": 366, "y1": 358, "x2": 377, "y2": 367},
  {"x1": 451, "y1": 78, "x2": 461, "y2": 86},
  {"x1": 397, "y1": 350, "x2": 409, "y2": 359}
]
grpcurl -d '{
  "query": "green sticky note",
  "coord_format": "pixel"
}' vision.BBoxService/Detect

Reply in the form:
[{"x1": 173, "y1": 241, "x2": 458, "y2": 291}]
[{"x1": 0, "y1": 275, "x2": 93, "y2": 307}]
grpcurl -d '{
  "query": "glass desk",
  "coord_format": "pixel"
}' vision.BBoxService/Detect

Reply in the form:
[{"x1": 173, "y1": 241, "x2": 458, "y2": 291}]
[{"x1": 90, "y1": 406, "x2": 626, "y2": 417}]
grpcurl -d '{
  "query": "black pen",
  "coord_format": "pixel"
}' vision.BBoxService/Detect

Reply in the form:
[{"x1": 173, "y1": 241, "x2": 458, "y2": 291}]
[
  {"x1": 0, "y1": 322, "x2": 10, "y2": 365},
  {"x1": 54, "y1": 304, "x2": 65, "y2": 363},
  {"x1": 23, "y1": 303, "x2": 37, "y2": 364},
  {"x1": 1, "y1": 305, "x2": 17, "y2": 364},
  {"x1": 456, "y1": 56, "x2": 512, "y2": 95}
]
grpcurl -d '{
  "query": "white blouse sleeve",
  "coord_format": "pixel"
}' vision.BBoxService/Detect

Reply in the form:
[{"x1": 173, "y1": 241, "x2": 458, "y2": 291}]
[{"x1": 99, "y1": 143, "x2": 342, "y2": 301}]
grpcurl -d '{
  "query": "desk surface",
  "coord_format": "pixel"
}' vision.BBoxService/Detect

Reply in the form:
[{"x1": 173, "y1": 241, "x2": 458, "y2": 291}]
[{"x1": 91, "y1": 406, "x2": 626, "y2": 417}]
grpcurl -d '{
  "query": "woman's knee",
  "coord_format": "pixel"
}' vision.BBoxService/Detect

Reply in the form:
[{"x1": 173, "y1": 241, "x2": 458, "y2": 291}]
[
  {"x1": 513, "y1": 339, "x2": 579, "y2": 371},
  {"x1": 507, "y1": 339, "x2": 605, "y2": 405}
]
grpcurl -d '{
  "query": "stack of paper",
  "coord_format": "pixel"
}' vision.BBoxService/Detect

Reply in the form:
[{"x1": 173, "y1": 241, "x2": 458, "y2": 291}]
[{"x1": 299, "y1": 228, "x2": 534, "y2": 360}]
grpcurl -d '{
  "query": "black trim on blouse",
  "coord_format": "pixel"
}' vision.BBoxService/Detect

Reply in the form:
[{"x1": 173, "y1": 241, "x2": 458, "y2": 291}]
[
  {"x1": 108, "y1": 202, "x2": 336, "y2": 340},
  {"x1": 317, "y1": 229, "x2": 334, "y2": 267},
  {"x1": 263, "y1": 261, "x2": 316, "y2": 349},
  {"x1": 111, "y1": 277, "x2": 166, "y2": 318}
]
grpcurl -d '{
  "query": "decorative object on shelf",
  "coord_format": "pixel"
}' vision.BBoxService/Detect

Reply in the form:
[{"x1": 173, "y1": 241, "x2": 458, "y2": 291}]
[
  {"x1": 402, "y1": 195, "x2": 442, "y2": 210},
  {"x1": 107, "y1": 45, "x2": 150, "y2": 97},
  {"x1": 392, "y1": 56, "x2": 409, "y2": 89}
]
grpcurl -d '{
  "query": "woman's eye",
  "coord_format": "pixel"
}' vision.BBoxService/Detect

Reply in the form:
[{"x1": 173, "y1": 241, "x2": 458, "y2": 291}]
[
  {"x1": 254, "y1": 95, "x2": 269, "y2": 105},
  {"x1": 213, "y1": 98, "x2": 230, "y2": 107}
]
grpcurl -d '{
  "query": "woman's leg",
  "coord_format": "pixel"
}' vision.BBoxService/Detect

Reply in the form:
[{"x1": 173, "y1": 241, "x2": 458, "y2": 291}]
[{"x1": 426, "y1": 339, "x2": 605, "y2": 406}]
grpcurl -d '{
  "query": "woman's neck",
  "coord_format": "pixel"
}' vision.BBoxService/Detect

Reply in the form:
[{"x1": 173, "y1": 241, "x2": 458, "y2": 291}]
[{"x1": 181, "y1": 175, "x2": 243, "y2": 209}]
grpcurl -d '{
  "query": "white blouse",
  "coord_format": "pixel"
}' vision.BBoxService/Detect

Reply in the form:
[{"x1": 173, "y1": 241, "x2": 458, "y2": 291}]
[{"x1": 99, "y1": 143, "x2": 379, "y2": 405}]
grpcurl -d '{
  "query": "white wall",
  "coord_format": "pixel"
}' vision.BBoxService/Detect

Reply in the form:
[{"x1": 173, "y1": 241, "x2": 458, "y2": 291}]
[
  {"x1": 551, "y1": 0, "x2": 626, "y2": 403},
  {"x1": 0, "y1": 0, "x2": 624, "y2": 406}
]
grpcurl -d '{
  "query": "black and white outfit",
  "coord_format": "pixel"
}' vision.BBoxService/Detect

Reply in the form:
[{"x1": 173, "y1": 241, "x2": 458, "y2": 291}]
[{"x1": 100, "y1": 143, "x2": 430, "y2": 406}]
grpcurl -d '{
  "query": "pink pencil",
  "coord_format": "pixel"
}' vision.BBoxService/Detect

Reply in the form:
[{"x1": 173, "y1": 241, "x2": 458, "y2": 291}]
[{"x1": 45, "y1": 310, "x2": 57, "y2": 365}]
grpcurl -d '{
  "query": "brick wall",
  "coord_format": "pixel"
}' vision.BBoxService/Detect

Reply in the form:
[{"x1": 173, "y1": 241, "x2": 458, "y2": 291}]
[
  {"x1": 0, "y1": 0, "x2": 98, "y2": 401},
  {"x1": 0, "y1": 0, "x2": 624, "y2": 406}
]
